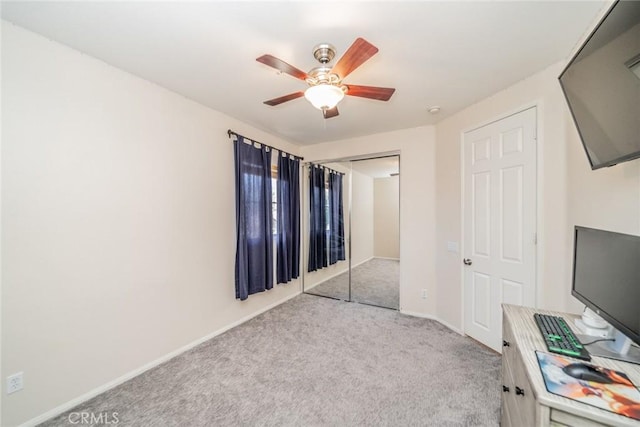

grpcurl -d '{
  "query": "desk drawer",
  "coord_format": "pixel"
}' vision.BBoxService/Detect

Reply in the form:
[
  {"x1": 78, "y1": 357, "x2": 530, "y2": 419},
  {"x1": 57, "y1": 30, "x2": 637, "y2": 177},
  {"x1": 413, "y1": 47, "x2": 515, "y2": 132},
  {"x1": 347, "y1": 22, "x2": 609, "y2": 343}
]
[
  {"x1": 501, "y1": 312, "x2": 537, "y2": 426},
  {"x1": 550, "y1": 409, "x2": 608, "y2": 427},
  {"x1": 510, "y1": 347, "x2": 537, "y2": 426}
]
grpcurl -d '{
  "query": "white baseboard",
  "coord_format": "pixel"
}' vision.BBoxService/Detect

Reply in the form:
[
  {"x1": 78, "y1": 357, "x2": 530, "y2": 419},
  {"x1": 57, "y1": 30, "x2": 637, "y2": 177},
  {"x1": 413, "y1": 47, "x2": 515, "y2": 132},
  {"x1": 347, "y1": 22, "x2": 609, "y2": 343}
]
[
  {"x1": 304, "y1": 268, "x2": 348, "y2": 291},
  {"x1": 21, "y1": 290, "x2": 302, "y2": 427},
  {"x1": 351, "y1": 256, "x2": 374, "y2": 269},
  {"x1": 373, "y1": 256, "x2": 400, "y2": 261},
  {"x1": 400, "y1": 310, "x2": 465, "y2": 336}
]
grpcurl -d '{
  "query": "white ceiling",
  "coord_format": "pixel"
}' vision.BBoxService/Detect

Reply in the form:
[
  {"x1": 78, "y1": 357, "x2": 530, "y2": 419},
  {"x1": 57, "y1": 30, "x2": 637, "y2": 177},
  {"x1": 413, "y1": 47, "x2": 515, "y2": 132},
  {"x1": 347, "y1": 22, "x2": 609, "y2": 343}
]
[
  {"x1": 351, "y1": 156, "x2": 399, "y2": 179},
  {"x1": 1, "y1": 1, "x2": 605, "y2": 145}
]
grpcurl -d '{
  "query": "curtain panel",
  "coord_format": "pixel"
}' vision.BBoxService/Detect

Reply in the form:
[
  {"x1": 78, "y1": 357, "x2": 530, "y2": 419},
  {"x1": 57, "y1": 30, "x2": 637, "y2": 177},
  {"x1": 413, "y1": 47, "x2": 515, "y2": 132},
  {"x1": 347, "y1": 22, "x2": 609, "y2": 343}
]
[
  {"x1": 234, "y1": 137, "x2": 273, "y2": 300},
  {"x1": 308, "y1": 165, "x2": 327, "y2": 272},
  {"x1": 329, "y1": 171, "x2": 346, "y2": 265},
  {"x1": 276, "y1": 152, "x2": 301, "y2": 284}
]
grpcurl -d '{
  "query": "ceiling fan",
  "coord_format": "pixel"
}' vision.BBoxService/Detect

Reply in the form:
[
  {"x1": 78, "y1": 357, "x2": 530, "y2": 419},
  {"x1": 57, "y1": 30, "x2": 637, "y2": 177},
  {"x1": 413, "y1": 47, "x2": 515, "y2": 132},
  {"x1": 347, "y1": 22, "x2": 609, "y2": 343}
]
[{"x1": 256, "y1": 38, "x2": 396, "y2": 119}]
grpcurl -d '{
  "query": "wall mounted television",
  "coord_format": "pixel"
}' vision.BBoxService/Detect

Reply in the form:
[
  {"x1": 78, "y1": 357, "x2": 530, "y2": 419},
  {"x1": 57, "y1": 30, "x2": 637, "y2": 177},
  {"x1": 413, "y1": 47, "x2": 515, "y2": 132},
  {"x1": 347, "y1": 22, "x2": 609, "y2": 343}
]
[{"x1": 559, "y1": 0, "x2": 640, "y2": 170}]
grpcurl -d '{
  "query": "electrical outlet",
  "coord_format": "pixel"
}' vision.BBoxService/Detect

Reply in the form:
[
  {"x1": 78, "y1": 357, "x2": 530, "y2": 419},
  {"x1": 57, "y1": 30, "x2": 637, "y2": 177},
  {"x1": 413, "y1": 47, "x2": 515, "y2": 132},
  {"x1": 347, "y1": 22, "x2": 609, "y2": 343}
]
[
  {"x1": 421, "y1": 289, "x2": 428, "y2": 299},
  {"x1": 7, "y1": 372, "x2": 23, "y2": 394}
]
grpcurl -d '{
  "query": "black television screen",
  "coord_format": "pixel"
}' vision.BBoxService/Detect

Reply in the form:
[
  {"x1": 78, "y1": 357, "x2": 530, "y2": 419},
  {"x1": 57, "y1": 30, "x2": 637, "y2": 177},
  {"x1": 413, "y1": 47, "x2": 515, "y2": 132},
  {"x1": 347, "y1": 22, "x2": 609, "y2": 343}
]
[
  {"x1": 571, "y1": 226, "x2": 640, "y2": 347},
  {"x1": 559, "y1": 0, "x2": 640, "y2": 170}
]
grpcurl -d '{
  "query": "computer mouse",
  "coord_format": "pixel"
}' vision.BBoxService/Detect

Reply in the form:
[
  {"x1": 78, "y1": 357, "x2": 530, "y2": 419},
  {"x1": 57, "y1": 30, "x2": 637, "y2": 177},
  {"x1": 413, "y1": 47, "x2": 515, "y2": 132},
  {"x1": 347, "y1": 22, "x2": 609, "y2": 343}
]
[{"x1": 563, "y1": 363, "x2": 613, "y2": 384}]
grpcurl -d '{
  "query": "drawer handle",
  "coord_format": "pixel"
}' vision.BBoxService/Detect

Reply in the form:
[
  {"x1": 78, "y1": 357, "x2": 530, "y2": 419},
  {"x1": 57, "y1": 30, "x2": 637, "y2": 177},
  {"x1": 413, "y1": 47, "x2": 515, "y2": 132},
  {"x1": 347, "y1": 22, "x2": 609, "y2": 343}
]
[
  {"x1": 515, "y1": 386, "x2": 525, "y2": 396},
  {"x1": 502, "y1": 385, "x2": 510, "y2": 393},
  {"x1": 502, "y1": 340, "x2": 510, "y2": 347}
]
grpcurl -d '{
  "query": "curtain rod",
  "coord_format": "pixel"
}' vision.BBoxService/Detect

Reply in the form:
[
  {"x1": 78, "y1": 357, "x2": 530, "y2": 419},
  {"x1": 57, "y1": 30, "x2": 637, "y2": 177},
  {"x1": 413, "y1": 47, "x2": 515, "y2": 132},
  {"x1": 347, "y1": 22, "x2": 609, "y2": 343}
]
[
  {"x1": 227, "y1": 129, "x2": 303, "y2": 161},
  {"x1": 308, "y1": 162, "x2": 344, "y2": 176}
]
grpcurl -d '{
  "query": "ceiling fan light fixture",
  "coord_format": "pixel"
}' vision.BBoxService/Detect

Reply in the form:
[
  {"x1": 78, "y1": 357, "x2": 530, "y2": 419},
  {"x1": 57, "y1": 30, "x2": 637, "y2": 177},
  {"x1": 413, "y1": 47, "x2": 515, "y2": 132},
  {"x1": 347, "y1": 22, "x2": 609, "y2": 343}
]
[
  {"x1": 304, "y1": 84, "x2": 345, "y2": 110},
  {"x1": 258, "y1": 38, "x2": 393, "y2": 119}
]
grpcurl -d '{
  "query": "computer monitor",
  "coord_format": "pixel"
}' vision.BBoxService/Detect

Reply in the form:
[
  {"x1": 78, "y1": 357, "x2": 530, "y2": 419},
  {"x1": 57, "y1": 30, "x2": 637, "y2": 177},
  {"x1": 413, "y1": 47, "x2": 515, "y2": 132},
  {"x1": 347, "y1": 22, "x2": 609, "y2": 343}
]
[{"x1": 572, "y1": 226, "x2": 640, "y2": 364}]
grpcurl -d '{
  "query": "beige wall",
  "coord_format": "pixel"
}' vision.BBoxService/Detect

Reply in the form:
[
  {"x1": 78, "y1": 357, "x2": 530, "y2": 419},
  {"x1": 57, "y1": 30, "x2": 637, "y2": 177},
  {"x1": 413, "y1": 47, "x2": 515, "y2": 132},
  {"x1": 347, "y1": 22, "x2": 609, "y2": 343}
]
[
  {"x1": 374, "y1": 176, "x2": 400, "y2": 259},
  {"x1": 350, "y1": 170, "x2": 375, "y2": 266},
  {"x1": 435, "y1": 61, "x2": 640, "y2": 331},
  {"x1": 564, "y1": 104, "x2": 640, "y2": 313},
  {"x1": 300, "y1": 126, "x2": 437, "y2": 318},
  {"x1": 1, "y1": 24, "x2": 302, "y2": 426}
]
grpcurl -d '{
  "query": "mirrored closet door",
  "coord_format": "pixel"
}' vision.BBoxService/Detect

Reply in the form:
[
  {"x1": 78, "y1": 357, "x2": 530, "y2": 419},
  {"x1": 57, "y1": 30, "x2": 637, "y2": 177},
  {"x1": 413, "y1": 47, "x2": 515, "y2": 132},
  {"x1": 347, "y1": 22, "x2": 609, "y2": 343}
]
[
  {"x1": 302, "y1": 161, "x2": 352, "y2": 301},
  {"x1": 350, "y1": 157, "x2": 400, "y2": 309},
  {"x1": 302, "y1": 155, "x2": 400, "y2": 310}
]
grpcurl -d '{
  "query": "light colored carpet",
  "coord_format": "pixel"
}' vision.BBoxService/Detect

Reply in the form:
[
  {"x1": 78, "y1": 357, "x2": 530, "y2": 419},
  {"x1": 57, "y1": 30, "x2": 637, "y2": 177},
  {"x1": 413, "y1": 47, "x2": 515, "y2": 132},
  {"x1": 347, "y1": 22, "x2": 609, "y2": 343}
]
[
  {"x1": 41, "y1": 294, "x2": 500, "y2": 426},
  {"x1": 306, "y1": 258, "x2": 400, "y2": 309}
]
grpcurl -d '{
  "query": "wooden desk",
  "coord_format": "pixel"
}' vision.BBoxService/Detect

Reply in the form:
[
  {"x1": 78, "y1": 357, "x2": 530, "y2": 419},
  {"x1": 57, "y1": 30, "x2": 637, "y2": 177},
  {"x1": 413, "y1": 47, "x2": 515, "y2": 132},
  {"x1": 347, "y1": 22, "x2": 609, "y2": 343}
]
[{"x1": 502, "y1": 304, "x2": 640, "y2": 427}]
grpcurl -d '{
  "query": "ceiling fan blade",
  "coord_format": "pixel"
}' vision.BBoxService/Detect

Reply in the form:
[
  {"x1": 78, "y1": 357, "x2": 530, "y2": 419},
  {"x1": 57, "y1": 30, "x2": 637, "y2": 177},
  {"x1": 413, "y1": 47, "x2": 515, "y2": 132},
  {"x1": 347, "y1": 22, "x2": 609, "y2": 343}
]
[
  {"x1": 331, "y1": 38, "x2": 379, "y2": 79},
  {"x1": 256, "y1": 54, "x2": 309, "y2": 81},
  {"x1": 264, "y1": 91, "x2": 305, "y2": 106},
  {"x1": 323, "y1": 106, "x2": 339, "y2": 119},
  {"x1": 345, "y1": 85, "x2": 395, "y2": 101}
]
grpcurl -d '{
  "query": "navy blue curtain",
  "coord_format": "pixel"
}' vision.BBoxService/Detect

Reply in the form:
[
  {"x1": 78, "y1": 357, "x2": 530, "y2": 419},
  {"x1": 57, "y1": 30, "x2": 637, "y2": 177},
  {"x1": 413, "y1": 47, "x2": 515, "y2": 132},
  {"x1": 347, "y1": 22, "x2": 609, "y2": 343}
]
[
  {"x1": 234, "y1": 137, "x2": 273, "y2": 300},
  {"x1": 276, "y1": 152, "x2": 300, "y2": 284},
  {"x1": 308, "y1": 165, "x2": 327, "y2": 272},
  {"x1": 329, "y1": 171, "x2": 346, "y2": 265}
]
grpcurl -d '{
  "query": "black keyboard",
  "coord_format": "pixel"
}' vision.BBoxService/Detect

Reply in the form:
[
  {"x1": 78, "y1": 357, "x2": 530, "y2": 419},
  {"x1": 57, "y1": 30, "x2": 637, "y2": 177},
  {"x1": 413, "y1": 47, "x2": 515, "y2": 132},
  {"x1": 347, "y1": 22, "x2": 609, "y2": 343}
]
[{"x1": 534, "y1": 313, "x2": 591, "y2": 361}]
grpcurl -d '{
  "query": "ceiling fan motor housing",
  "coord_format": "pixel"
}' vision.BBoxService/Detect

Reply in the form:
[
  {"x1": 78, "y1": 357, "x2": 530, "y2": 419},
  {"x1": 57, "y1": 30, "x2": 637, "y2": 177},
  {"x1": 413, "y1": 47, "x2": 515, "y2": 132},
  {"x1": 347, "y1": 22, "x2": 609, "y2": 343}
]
[{"x1": 312, "y1": 43, "x2": 336, "y2": 64}]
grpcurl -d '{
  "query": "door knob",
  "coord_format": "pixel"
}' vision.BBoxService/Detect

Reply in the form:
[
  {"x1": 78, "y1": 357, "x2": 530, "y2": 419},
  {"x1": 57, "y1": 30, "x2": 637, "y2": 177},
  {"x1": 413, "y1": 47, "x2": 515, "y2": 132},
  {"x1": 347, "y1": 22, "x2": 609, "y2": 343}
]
[{"x1": 463, "y1": 258, "x2": 472, "y2": 266}]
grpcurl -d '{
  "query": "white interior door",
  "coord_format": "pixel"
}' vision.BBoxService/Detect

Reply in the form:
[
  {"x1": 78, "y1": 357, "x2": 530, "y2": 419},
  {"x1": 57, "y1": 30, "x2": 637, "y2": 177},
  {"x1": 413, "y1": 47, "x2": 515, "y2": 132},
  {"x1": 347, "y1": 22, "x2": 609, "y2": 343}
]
[{"x1": 463, "y1": 107, "x2": 537, "y2": 352}]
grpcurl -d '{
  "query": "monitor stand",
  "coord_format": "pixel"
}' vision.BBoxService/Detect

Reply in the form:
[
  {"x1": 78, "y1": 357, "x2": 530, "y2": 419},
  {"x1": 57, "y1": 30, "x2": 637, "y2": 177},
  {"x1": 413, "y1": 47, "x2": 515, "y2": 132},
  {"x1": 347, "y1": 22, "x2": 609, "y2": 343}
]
[{"x1": 577, "y1": 329, "x2": 640, "y2": 365}]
